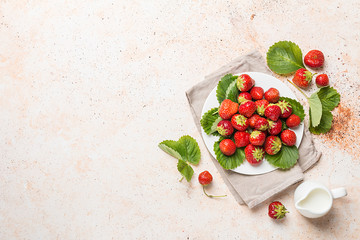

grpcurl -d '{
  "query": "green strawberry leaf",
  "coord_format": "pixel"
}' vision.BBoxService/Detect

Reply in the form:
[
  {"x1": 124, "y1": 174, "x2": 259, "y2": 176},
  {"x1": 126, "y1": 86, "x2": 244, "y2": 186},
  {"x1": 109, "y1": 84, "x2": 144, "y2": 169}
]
[
  {"x1": 176, "y1": 135, "x2": 201, "y2": 165},
  {"x1": 316, "y1": 87, "x2": 340, "y2": 112},
  {"x1": 216, "y1": 74, "x2": 239, "y2": 104},
  {"x1": 266, "y1": 41, "x2": 305, "y2": 75},
  {"x1": 309, "y1": 111, "x2": 333, "y2": 134},
  {"x1": 308, "y1": 92, "x2": 323, "y2": 127},
  {"x1": 177, "y1": 160, "x2": 194, "y2": 182},
  {"x1": 213, "y1": 139, "x2": 245, "y2": 170},
  {"x1": 265, "y1": 145, "x2": 299, "y2": 169},
  {"x1": 200, "y1": 107, "x2": 222, "y2": 135},
  {"x1": 281, "y1": 120, "x2": 288, "y2": 130},
  {"x1": 158, "y1": 140, "x2": 183, "y2": 160},
  {"x1": 279, "y1": 97, "x2": 305, "y2": 121}
]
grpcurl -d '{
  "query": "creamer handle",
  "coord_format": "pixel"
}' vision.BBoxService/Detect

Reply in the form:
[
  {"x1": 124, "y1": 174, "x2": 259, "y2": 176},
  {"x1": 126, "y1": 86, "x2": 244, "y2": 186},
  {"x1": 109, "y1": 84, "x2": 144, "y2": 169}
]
[{"x1": 331, "y1": 187, "x2": 347, "y2": 199}]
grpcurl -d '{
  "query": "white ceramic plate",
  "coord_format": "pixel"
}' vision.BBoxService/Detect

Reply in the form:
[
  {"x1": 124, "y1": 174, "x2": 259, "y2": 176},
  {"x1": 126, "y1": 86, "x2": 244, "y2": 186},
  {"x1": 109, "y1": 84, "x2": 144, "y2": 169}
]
[{"x1": 200, "y1": 72, "x2": 304, "y2": 175}]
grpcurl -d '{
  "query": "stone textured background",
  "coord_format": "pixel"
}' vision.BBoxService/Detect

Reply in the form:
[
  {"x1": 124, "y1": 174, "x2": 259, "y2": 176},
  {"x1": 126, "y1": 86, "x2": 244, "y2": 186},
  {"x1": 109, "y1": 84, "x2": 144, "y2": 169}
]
[{"x1": 0, "y1": 0, "x2": 359, "y2": 239}]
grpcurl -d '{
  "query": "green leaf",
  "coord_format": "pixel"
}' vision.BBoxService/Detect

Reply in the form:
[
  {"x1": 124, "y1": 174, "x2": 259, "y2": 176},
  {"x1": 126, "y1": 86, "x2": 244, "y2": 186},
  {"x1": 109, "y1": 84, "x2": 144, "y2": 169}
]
[
  {"x1": 200, "y1": 107, "x2": 222, "y2": 135},
  {"x1": 266, "y1": 41, "x2": 305, "y2": 75},
  {"x1": 279, "y1": 97, "x2": 305, "y2": 121},
  {"x1": 177, "y1": 135, "x2": 201, "y2": 165},
  {"x1": 213, "y1": 140, "x2": 245, "y2": 169},
  {"x1": 316, "y1": 87, "x2": 340, "y2": 112},
  {"x1": 308, "y1": 92, "x2": 323, "y2": 127},
  {"x1": 177, "y1": 160, "x2": 194, "y2": 182},
  {"x1": 265, "y1": 145, "x2": 299, "y2": 169},
  {"x1": 216, "y1": 74, "x2": 239, "y2": 104},
  {"x1": 281, "y1": 120, "x2": 288, "y2": 130},
  {"x1": 158, "y1": 140, "x2": 183, "y2": 160},
  {"x1": 309, "y1": 111, "x2": 333, "y2": 134}
]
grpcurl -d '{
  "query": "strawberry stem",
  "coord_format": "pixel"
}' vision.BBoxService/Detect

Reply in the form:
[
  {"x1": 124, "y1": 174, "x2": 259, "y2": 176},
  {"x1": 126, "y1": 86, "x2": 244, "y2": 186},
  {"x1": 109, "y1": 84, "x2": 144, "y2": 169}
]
[
  {"x1": 179, "y1": 176, "x2": 184, "y2": 182},
  {"x1": 287, "y1": 79, "x2": 309, "y2": 99},
  {"x1": 202, "y1": 185, "x2": 227, "y2": 198}
]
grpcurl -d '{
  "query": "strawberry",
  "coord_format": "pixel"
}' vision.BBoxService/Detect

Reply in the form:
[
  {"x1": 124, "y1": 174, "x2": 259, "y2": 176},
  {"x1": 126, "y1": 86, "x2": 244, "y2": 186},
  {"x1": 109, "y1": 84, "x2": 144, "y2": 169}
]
[
  {"x1": 236, "y1": 74, "x2": 255, "y2": 92},
  {"x1": 264, "y1": 88, "x2": 279, "y2": 103},
  {"x1": 238, "y1": 92, "x2": 252, "y2": 104},
  {"x1": 250, "y1": 86, "x2": 264, "y2": 100},
  {"x1": 219, "y1": 99, "x2": 238, "y2": 120},
  {"x1": 292, "y1": 68, "x2": 315, "y2": 88},
  {"x1": 231, "y1": 114, "x2": 249, "y2": 131},
  {"x1": 268, "y1": 201, "x2": 288, "y2": 219},
  {"x1": 238, "y1": 101, "x2": 256, "y2": 118},
  {"x1": 315, "y1": 74, "x2": 329, "y2": 87},
  {"x1": 219, "y1": 139, "x2": 236, "y2": 156},
  {"x1": 277, "y1": 100, "x2": 293, "y2": 118},
  {"x1": 286, "y1": 114, "x2": 301, "y2": 128},
  {"x1": 280, "y1": 129, "x2": 296, "y2": 146},
  {"x1": 234, "y1": 131, "x2": 250, "y2": 148},
  {"x1": 255, "y1": 99, "x2": 269, "y2": 116},
  {"x1": 248, "y1": 114, "x2": 261, "y2": 129},
  {"x1": 217, "y1": 120, "x2": 234, "y2": 136},
  {"x1": 267, "y1": 120, "x2": 282, "y2": 135},
  {"x1": 245, "y1": 144, "x2": 264, "y2": 165},
  {"x1": 304, "y1": 50, "x2": 324, "y2": 68},
  {"x1": 254, "y1": 117, "x2": 269, "y2": 131},
  {"x1": 198, "y1": 171, "x2": 227, "y2": 198},
  {"x1": 249, "y1": 130, "x2": 266, "y2": 146},
  {"x1": 265, "y1": 104, "x2": 281, "y2": 121},
  {"x1": 264, "y1": 136, "x2": 282, "y2": 155}
]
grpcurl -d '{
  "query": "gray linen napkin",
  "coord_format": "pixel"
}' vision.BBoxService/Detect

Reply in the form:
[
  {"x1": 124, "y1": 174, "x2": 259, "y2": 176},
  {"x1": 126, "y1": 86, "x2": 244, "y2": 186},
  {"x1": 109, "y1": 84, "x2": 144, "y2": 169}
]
[{"x1": 186, "y1": 50, "x2": 322, "y2": 208}]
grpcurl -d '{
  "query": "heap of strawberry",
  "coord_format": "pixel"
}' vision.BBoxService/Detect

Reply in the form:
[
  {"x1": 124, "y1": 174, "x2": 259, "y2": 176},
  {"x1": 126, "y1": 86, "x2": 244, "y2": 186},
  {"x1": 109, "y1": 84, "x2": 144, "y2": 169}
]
[{"x1": 216, "y1": 74, "x2": 300, "y2": 166}]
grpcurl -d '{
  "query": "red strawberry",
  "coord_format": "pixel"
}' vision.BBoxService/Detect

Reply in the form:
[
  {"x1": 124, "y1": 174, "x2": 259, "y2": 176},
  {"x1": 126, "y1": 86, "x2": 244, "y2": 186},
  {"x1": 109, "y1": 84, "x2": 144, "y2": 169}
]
[
  {"x1": 236, "y1": 74, "x2": 255, "y2": 92},
  {"x1": 268, "y1": 201, "x2": 288, "y2": 219},
  {"x1": 249, "y1": 130, "x2": 266, "y2": 146},
  {"x1": 292, "y1": 68, "x2": 315, "y2": 88},
  {"x1": 267, "y1": 120, "x2": 282, "y2": 135},
  {"x1": 219, "y1": 139, "x2": 236, "y2": 156},
  {"x1": 245, "y1": 144, "x2": 264, "y2": 165},
  {"x1": 315, "y1": 74, "x2": 329, "y2": 87},
  {"x1": 217, "y1": 120, "x2": 234, "y2": 136},
  {"x1": 248, "y1": 114, "x2": 261, "y2": 129},
  {"x1": 264, "y1": 136, "x2": 282, "y2": 155},
  {"x1": 234, "y1": 131, "x2": 250, "y2": 148},
  {"x1": 219, "y1": 99, "x2": 238, "y2": 120},
  {"x1": 265, "y1": 104, "x2": 281, "y2": 121},
  {"x1": 238, "y1": 101, "x2": 256, "y2": 118},
  {"x1": 264, "y1": 88, "x2": 279, "y2": 103},
  {"x1": 304, "y1": 50, "x2": 324, "y2": 68},
  {"x1": 255, "y1": 99, "x2": 269, "y2": 116},
  {"x1": 280, "y1": 129, "x2": 296, "y2": 146},
  {"x1": 231, "y1": 114, "x2": 249, "y2": 131},
  {"x1": 238, "y1": 92, "x2": 252, "y2": 104},
  {"x1": 286, "y1": 114, "x2": 301, "y2": 128},
  {"x1": 254, "y1": 117, "x2": 269, "y2": 131},
  {"x1": 250, "y1": 86, "x2": 264, "y2": 100},
  {"x1": 277, "y1": 100, "x2": 293, "y2": 118},
  {"x1": 198, "y1": 171, "x2": 227, "y2": 198}
]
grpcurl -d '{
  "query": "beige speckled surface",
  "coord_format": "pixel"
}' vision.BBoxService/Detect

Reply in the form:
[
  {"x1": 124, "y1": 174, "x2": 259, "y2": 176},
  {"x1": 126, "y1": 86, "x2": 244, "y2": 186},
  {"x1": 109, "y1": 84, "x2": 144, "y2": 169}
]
[{"x1": 1, "y1": 0, "x2": 359, "y2": 239}]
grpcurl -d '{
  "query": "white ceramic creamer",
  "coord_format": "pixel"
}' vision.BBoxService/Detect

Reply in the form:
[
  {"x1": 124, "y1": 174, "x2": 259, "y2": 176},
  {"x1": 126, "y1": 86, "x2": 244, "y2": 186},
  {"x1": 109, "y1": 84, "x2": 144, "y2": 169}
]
[{"x1": 294, "y1": 181, "x2": 347, "y2": 218}]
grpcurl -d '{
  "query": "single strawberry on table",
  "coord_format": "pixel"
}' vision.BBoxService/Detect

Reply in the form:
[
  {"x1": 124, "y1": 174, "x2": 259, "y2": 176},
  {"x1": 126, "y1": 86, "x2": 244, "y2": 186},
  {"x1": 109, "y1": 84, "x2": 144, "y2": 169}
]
[
  {"x1": 304, "y1": 50, "x2": 324, "y2": 68},
  {"x1": 248, "y1": 114, "x2": 262, "y2": 129},
  {"x1": 249, "y1": 130, "x2": 266, "y2": 146},
  {"x1": 277, "y1": 100, "x2": 293, "y2": 118},
  {"x1": 219, "y1": 139, "x2": 237, "y2": 156},
  {"x1": 219, "y1": 99, "x2": 238, "y2": 120},
  {"x1": 254, "y1": 117, "x2": 269, "y2": 131},
  {"x1": 268, "y1": 201, "x2": 288, "y2": 219},
  {"x1": 238, "y1": 100, "x2": 257, "y2": 118},
  {"x1": 286, "y1": 114, "x2": 301, "y2": 128},
  {"x1": 216, "y1": 120, "x2": 234, "y2": 136},
  {"x1": 231, "y1": 114, "x2": 249, "y2": 131},
  {"x1": 236, "y1": 74, "x2": 255, "y2": 92},
  {"x1": 234, "y1": 131, "x2": 250, "y2": 148},
  {"x1": 264, "y1": 88, "x2": 279, "y2": 103},
  {"x1": 198, "y1": 171, "x2": 227, "y2": 198},
  {"x1": 264, "y1": 136, "x2": 282, "y2": 155},
  {"x1": 245, "y1": 144, "x2": 265, "y2": 165},
  {"x1": 315, "y1": 74, "x2": 329, "y2": 87},
  {"x1": 255, "y1": 99, "x2": 269, "y2": 116},
  {"x1": 267, "y1": 119, "x2": 282, "y2": 135},
  {"x1": 280, "y1": 129, "x2": 296, "y2": 146},
  {"x1": 238, "y1": 92, "x2": 252, "y2": 104},
  {"x1": 250, "y1": 86, "x2": 264, "y2": 100},
  {"x1": 292, "y1": 68, "x2": 315, "y2": 88},
  {"x1": 265, "y1": 104, "x2": 281, "y2": 121}
]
